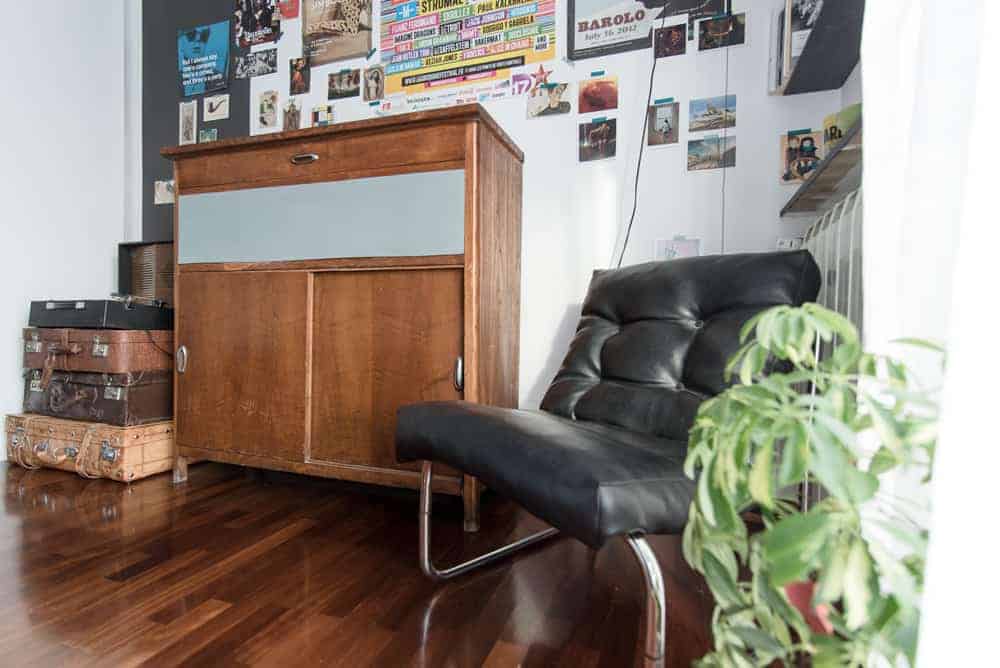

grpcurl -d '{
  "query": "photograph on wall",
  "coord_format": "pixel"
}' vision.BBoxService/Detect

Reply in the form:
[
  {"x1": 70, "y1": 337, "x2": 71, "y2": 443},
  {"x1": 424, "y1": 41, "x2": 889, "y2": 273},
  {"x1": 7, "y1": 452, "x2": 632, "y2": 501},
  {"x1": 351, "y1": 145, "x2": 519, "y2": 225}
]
[
  {"x1": 312, "y1": 104, "x2": 335, "y2": 126},
  {"x1": 290, "y1": 57, "x2": 311, "y2": 95},
  {"x1": 579, "y1": 118, "x2": 617, "y2": 162},
  {"x1": 527, "y1": 83, "x2": 571, "y2": 118},
  {"x1": 302, "y1": 0, "x2": 373, "y2": 67},
  {"x1": 204, "y1": 94, "x2": 231, "y2": 121},
  {"x1": 177, "y1": 21, "x2": 230, "y2": 97},
  {"x1": 154, "y1": 180, "x2": 176, "y2": 205},
  {"x1": 654, "y1": 23, "x2": 687, "y2": 58},
  {"x1": 179, "y1": 101, "x2": 197, "y2": 145},
  {"x1": 655, "y1": 235, "x2": 702, "y2": 261},
  {"x1": 780, "y1": 129, "x2": 823, "y2": 184},
  {"x1": 258, "y1": 90, "x2": 279, "y2": 129},
  {"x1": 283, "y1": 98, "x2": 302, "y2": 130},
  {"x1": 579, "y1": 76, "x2": 619, "y2": 114},
  {"x1": 234, "y1": 0, "x2": 282, "y2": 48},
  {"x1": 363, "y1": 64, "x2": 384, "y2": 102},
  {"x1": 233, "y1": 49, "x2": 278, "y2": 78},
  {"x1": 698, "y1": 12, "x2": 747, "y2": 51},
  {"x1": 278, "y1": 0, "x2": 301, "y2": 19},
  {"x1": 822, "y1": 102, "x2": 861, "y2": 152},
  {"x1": 381, "y1": 0, "x2": 555, "y2": 96},
  {"x1": 328, "y1": 69, "x2": 361, "y2": 99},
  {"x1": 687, "y1": 134, "x2": 735, "y2": 171},
  {"x1": 198, "y1": 128, "x2": 219, "y2": 143},
  {"x1": 689, "y1": 94, "x2": 735, "y2": 131},
  {"x1": 790, "y1": 0, "x2": 824, "y2": 69},
  {"x1": 647, "y1": 100, "x2": 679, "y2": 146},
  {"x1": 568, "y1": 0, "x2": 655, "y2": 60}
]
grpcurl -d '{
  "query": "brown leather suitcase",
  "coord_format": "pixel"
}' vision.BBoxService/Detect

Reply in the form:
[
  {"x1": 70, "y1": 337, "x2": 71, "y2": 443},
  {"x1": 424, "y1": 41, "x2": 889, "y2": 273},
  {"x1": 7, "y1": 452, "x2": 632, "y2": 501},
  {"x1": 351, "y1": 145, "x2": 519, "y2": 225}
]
[
  {"x1": 5, "y1": 414, "x2": 177, "y2": 483},
  {"x1": 23, "y1": 328, "x2": 172, "y2": 381},
  {"x1": 23, "y1": 370, "x2": 172, "y2": 426}
]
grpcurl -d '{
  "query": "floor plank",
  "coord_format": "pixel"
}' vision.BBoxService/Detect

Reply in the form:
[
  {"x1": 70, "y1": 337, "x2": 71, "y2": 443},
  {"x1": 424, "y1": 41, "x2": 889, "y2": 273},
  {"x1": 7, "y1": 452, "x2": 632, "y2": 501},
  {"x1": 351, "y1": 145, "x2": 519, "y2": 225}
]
[{"x1": 0, "y1": 462, "x2": 713, "y2": 666}]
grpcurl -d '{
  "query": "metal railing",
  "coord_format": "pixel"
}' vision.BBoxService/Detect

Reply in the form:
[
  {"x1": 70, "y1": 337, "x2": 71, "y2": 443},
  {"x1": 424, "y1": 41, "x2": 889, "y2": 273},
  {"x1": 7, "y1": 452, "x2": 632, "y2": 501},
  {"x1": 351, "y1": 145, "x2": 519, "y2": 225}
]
[{"x1": 802, "y1": 187, "x2": 864, "y2": 335}]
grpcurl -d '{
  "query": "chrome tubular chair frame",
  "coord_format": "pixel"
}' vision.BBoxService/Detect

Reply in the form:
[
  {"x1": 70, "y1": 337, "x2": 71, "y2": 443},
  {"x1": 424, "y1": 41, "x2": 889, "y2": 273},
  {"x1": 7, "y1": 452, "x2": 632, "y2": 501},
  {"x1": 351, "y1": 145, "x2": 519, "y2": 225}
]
[{"x1": 418, "y1": 460, "x2": 667, "y2": 667}]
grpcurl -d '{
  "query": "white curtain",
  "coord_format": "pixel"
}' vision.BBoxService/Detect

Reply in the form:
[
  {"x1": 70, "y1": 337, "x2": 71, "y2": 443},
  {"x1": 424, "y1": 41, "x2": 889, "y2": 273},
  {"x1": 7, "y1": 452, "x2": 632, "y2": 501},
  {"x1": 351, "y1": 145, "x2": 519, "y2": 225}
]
[{"x1": 861, "y1": 0, "x2": 1000, "y2": 663}]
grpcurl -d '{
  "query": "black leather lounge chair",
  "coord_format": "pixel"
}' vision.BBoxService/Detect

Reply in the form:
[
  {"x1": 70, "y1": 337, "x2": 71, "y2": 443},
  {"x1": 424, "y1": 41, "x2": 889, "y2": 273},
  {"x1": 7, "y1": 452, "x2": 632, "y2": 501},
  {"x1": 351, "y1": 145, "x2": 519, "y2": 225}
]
[{"x1": 396, "y1": 250, "x2": 821, "y2": 666}]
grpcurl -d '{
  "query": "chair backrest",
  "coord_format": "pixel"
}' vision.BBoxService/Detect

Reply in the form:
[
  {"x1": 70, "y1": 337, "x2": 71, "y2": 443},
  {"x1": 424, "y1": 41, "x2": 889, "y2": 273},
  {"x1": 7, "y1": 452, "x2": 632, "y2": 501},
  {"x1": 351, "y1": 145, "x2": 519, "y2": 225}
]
[{"x1": 540, "y1": 251, "x2": 821, "y2": 441}]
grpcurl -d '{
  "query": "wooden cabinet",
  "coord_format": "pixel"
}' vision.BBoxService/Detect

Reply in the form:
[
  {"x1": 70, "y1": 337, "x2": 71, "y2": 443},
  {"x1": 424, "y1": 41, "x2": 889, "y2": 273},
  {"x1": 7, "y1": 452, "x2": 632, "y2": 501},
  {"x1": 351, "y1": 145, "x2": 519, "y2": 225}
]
[{"x1": 163, "y1": 105, "x2": 523, "y2": 529}]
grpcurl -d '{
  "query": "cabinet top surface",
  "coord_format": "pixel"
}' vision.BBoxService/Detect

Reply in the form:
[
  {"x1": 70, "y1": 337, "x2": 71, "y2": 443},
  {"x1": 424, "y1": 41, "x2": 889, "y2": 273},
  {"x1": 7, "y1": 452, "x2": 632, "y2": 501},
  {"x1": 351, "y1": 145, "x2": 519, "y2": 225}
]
[{"x1": 162, "y1": 103, "x2": 522, "y2": 162}]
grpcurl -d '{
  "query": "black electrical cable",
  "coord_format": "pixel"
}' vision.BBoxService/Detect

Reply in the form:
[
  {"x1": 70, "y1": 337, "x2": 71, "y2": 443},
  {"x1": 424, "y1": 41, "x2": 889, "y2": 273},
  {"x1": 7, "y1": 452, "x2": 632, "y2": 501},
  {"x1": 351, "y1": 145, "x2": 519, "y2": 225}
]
[
  {"x1": 720, "y1": 25, "x2": 731, "y2": 254},
  {"x1": 614, "y1": 12, "x2": 670, "y2": 269}
]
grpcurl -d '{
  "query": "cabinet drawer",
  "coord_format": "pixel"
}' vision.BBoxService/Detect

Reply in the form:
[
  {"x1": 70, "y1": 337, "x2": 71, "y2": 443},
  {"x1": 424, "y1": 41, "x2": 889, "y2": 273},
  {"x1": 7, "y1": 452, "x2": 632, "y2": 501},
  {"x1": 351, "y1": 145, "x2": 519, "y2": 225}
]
[{"x1": 176, "y1": 123, "x2": 467, "y2": 192}]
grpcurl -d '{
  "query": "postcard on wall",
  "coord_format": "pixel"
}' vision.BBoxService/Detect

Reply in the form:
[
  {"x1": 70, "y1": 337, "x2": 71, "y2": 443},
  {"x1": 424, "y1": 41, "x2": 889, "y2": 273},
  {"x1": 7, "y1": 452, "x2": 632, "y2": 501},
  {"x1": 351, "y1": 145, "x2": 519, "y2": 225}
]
[
  {"x1": 698, "y1": 13, "x2": 747, "y2": 51},
  {"x1": 204, "y1": 94, "x2": 231, "y2": 121},
  {"x1": 780, "y1": 129, "x2": 823, "y2": 184},
  {"x1": 363, "y1": 65, "x2": 384, "y2": 102},
  {"x1": 283, "y1": 98, "x2": 302, "y2": 130},
  {"x1": 328, "y1": 69, "x2": 360, "y2": 99},
  {"x1": 234, "y1": 0, "x2": 282, "y2": 48},
  {"x1": 198, "y1": 128, "x2": 219, "y2": 143},
  {"x1": 278, "y1": 0, "x2": 301, "y2": 19},
  {"x1": 688, "y1": 135, "x2": 735, "y2": 171},
  {"x1": 312, "y1": 104, "x2": 335, "y2": 127},
  {"x1": 689, "y1": 95, "x2": 736, "y2": 132},
  {"x1": 654, "y1": 235, "x2": 702, "y2": 261},
  {"x1": 177, "y1": 20, "x2": 230, "y2": 97},
  {"x1": 567, "y1": 0, "x2": 654, "y2": 60},
  {"x1": 654, "y1": 23, "x2": 687, "y2": 58},
  {"x1": 302, "y1": 0, "x2": 372, "y2": 67},
  {"x1": 527, "y1": 83, "x2": 571, "y2": 119},
  {"x1": 579, "y1": 118, "x2": 617, "y2": 162},
  {"x1": 153, "y1": 180, "x2": 175, "y2": 206},
  {"x1": 178, "y1": 100, "x2": 197, "y2": 145},
  {"x1": 647, "y1": 100, "x2": 679, "y2": 146},
  {"x1": 233, "y1": 49, "x2": 278, "y2": 79},
  {"x1": 579, "y1": 76, "x2": 618, "y2": 114},
  {"x1": 290, "y1": 57, "x2": 311, "y2": 96},
  {"x1": 258, "y1": 90, "x2": 279, "y2": 130}
]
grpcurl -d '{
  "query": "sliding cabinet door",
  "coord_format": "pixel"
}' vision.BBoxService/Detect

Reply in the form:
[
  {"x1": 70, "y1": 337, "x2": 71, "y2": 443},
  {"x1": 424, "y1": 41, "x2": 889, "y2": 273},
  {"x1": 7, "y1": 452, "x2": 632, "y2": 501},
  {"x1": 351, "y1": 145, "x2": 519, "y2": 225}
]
[
  {"x1": 309, "y1": 268, "x2": 464, "y2": 472},
  {"x1": 176, "y1": 271, "x2": 308, "y2": 461}
]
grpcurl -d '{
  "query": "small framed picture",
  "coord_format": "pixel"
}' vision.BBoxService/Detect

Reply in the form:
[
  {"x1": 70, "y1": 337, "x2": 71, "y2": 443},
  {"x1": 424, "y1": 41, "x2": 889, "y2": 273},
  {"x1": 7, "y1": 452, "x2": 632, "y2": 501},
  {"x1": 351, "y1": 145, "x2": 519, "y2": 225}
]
[
  {"x1": 698, "y1": 12, "x2": 748, "y2": 51},
  {"x1": 178, "y1": 100, "x2": 197, "y2": 145}
]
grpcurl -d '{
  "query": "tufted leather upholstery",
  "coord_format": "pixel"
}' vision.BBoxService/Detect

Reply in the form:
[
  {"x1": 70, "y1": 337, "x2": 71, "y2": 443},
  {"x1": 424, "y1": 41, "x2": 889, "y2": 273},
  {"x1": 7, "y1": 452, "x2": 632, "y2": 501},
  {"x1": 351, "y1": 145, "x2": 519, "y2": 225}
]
[{"x1": 397, "y1": 251, "x2": 821, "y2": 549}]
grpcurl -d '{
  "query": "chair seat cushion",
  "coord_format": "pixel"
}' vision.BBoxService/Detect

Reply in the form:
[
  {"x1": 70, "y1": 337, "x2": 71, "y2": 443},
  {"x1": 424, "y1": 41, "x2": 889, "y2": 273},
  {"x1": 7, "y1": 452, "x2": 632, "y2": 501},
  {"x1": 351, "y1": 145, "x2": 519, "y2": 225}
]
[{"x1": 396, "y1": 401, "x2": 695, "y2": 549}]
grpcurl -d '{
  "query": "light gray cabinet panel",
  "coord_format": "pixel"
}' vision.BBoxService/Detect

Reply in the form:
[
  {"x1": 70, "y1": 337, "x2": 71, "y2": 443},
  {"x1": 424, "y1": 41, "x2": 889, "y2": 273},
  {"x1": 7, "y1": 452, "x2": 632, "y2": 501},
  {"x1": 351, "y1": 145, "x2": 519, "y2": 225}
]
[{"x1": 178, "y1": 170, "x2": 465, "y2": 264}]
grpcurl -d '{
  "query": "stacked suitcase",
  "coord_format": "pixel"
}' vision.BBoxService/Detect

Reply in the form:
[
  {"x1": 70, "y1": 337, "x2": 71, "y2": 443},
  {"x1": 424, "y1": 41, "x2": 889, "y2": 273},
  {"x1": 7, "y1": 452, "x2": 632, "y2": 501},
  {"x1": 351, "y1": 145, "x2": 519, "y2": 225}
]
[{"x1": 5, "y1": 296, "x2": 179, "y2": 483}]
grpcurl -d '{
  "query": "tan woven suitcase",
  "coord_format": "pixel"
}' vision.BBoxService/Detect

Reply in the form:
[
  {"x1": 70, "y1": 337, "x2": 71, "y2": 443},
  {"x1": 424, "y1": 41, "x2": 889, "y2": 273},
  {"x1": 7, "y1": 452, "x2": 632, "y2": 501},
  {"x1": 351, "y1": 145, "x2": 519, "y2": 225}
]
[{"x1": 4, "y1": 414, "x2": 176, "y2": 483}]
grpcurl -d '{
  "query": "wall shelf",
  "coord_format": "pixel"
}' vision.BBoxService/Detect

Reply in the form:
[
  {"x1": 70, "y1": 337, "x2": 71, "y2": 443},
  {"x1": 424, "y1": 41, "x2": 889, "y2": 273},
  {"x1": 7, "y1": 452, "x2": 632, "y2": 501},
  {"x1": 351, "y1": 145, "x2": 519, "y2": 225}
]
[
  {"x1": 778, "y1": 0, "x2": 865, "y2": 96},
  {"x1": 781, "y1": 121, "x2": 862, "y2": 216}
]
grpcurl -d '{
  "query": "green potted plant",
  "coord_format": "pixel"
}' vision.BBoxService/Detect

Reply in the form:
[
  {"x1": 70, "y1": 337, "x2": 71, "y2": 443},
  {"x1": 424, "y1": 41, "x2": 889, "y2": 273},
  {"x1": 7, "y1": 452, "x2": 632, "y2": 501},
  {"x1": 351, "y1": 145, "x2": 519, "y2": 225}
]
[{"x1": 682, "y1": 304, "x2": 939, "y2": 667}]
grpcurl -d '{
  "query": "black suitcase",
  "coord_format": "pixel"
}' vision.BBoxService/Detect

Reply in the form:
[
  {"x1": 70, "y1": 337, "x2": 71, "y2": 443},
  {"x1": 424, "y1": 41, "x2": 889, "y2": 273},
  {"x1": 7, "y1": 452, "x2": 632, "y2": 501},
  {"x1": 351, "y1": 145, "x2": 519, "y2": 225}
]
[{"x1": 28, "y1": 297, "x2": 173, "y2": 330}]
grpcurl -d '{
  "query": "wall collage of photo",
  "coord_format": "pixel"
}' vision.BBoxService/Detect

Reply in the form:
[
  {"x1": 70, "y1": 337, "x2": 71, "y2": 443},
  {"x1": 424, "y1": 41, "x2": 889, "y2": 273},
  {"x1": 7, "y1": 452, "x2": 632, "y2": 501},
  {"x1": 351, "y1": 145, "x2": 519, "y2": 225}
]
[{"x1": 174, "y1": 0, "x2": 759, "y2": 167}]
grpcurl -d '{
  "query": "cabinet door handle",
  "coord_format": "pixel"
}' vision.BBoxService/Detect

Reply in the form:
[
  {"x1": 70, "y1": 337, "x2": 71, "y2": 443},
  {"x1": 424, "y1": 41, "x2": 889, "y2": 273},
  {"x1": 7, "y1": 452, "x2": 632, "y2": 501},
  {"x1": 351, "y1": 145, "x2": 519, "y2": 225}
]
[
  {"x1": 290, "y1": 153, "x2": 319, "y2": 165},
  {"x1": 176, "y1": 346, "x2": 188, "y2": 374},
  {"x1": 454, "y1": 355, "x2": 464, "y2": 392}
]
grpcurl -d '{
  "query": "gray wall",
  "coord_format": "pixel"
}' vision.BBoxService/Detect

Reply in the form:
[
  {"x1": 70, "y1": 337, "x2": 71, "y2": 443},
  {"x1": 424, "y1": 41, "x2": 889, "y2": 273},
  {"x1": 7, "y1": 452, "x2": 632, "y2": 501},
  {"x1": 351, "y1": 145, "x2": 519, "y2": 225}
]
[{"x1": 142, "y1": 0, "x2": 250, "y2": 241}]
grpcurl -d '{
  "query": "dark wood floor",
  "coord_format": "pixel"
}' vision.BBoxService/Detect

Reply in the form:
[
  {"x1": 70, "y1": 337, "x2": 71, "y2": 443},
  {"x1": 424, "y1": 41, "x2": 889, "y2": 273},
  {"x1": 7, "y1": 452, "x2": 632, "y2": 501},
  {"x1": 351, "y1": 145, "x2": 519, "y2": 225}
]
[{"x1": 0, "y1": 462, "x2": 712, "y2": 667}]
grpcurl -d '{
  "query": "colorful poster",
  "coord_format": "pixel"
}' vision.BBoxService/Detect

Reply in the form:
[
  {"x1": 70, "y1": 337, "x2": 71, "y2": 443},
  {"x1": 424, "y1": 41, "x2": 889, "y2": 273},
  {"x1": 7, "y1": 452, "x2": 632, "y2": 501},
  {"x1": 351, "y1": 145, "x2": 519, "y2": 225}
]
[
  {"x1": 234, "y1": 0, "x2": 282, "y2": 48},
  {"x1": 303, "y1": 0, "x2": 374, "y2": 66},
  {"x1": 380, "y1": 0, "x2": 557, "y2": 96},
  {"x1": 177, "y1": 21, "x2": 230, "y2": 97},
  {"x1": 781, "y1": 129, "x2": 823, "y2": 184}
]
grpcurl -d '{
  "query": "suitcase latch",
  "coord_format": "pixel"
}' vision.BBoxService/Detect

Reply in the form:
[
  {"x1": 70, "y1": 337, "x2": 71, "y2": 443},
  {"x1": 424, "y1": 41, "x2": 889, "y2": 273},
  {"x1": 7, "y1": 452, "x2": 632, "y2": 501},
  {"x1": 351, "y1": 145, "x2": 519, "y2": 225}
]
[
  {"x1": 24, "y1": 341, "x2": 42, "y2": 354},
  {"x1": 100, "y1": 441, "x2": 118, "y2": 463},
  {"x1": 92, "y1": 337, "x2": 109, "y2": 358},
  {"x1": 65, "y1": 447, "x2": 78, "y2": 459},
  {"x1": 104, "y1": 387, "x2": 124, "y2": 401}
]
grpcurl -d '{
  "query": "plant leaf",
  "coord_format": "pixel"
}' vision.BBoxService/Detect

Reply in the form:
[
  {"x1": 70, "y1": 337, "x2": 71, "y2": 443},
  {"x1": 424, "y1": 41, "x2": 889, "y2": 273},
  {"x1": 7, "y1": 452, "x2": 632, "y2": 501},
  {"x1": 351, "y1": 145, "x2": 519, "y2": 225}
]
[
  {"x1": 760, "y1": 512, "x2": 834, "y2": 585},
  {"x1": 843, "y1": 540, "x2": 876, "y2": 630},
  {"x1": 748, "y1": 440, "x2": 774, "y2": 510}
]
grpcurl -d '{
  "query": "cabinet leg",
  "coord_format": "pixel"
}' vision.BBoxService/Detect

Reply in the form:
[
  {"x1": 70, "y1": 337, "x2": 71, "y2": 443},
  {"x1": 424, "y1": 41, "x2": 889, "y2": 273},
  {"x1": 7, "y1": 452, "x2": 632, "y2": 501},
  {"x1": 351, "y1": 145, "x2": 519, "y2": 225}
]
[
  {"x1": 463, "y1": 475, "x2": 480, "y2": 533},
  {"x1": 172, "y1": 456, "x2": 189, "y2": 484}
]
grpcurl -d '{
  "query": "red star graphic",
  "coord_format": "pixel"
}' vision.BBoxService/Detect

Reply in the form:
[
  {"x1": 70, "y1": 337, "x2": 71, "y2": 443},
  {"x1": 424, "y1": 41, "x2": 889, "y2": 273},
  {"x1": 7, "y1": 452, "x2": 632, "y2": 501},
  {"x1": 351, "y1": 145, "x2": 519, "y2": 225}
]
[{"x1": 529, "y1": 63, "x2": 552, "y2": 93}]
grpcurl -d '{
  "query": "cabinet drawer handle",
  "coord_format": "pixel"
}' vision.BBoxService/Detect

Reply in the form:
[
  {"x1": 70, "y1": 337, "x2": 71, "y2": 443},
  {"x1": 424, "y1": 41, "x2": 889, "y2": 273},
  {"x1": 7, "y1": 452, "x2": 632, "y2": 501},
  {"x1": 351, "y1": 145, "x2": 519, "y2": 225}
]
[
  {"x1": 176, "y1": 346, "x2": 188, "y2": 374},
  {"x1": 290, "y1": 153, "x2": 319, "y2": 166},
  {"x1": 454, "y1": 355, "x2": 464, "y2": 392}
]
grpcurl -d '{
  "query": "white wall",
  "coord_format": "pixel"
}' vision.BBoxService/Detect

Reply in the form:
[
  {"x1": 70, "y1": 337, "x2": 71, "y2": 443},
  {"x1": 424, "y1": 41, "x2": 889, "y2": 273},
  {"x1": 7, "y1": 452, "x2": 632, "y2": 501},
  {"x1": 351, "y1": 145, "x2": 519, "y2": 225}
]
[
  {"x1": 246, "y1": 0, "x2": 849, "y2": 407},
  {"x1": 0, "y1": 1, "x2": 127, "y2": 456}
]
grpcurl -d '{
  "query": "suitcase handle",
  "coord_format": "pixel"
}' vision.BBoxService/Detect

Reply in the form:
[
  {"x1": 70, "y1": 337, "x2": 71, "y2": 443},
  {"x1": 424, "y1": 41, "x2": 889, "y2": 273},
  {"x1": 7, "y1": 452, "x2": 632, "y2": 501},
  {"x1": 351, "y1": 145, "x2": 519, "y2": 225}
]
[
  {"x1": 290, "y1": 153, "x2": 319, "y2": 165},
  {"x1": 45, "y1": 301, "x2": 86, "y2": 311},
  {"x1": 177, "y1": 346, "x2": 188, "y2": 374}
]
